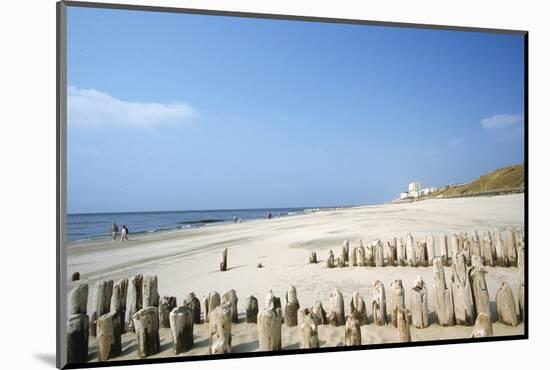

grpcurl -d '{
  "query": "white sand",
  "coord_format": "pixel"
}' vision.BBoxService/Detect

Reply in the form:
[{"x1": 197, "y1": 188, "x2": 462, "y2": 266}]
[{"x1": 67, "y1": 194, "x2": 525, "y2": 361}]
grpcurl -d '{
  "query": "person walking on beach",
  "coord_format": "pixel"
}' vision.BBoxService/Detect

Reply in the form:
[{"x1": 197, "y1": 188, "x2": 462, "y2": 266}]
[
  {"x1": 111, "y1": 222, "x2": 119, "y2": 241},
  {"x1": 120, "y1": 224, "x2": 129, "y2": 242}
]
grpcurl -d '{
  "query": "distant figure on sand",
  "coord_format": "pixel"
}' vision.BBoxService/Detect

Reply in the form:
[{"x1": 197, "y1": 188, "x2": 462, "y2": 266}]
[
  {"x1": 111, "y1": 222, "x2": 119, "y2": 241},
  {"x1": 120, "y1": 224, "x2": 129, "y2": 242},
  {"x1": 234, "y1": 216, "x2": 237, "y2": 223},
  {"x1": 267, "y1": 212, "x2": 272, "y2": 219}
]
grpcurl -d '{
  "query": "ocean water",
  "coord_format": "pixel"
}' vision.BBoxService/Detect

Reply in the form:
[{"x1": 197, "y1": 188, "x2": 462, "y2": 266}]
[{"x1": 67, "y1": 207, "x2": 313, "y2": 242}]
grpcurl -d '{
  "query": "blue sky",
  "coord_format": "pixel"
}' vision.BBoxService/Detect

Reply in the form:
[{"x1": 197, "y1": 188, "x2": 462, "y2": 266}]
[{"x1": 67, "y1": 6, "x2": 525, "y2": 214}]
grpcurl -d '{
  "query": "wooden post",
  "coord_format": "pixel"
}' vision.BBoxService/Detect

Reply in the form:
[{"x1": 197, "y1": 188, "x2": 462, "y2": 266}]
[
  {"x1": 337, "y1": 257, "x2": 345, "y2": 268},
  {"x1": 329, "y1": 288, "x2": 345, "y2": 326},
  {"x1": 372, "y1": 280, "x2": 387, "y2": 326},
  {"x1": 97, "y1": 311, "x2": 122, "y2": 361},
  {"x1": 257, "y1": 307, "x2": 282, "y2": 351},
  {"x1": 357, "y1": 244, "x2": 366, "y2": 267},
  {"x1": 220, "y1": 248, "x2": 228, "y2": 271},
  {"x1": 66, "y1": 314, "x2": 89, "y2": 365},
  {"x1": 159, "y1": 296, "x2": 177, "y2": 329},
  {"x1": 506, "y1": 228, "x2": 517, "y2": 267},
  {"x1": 433, "y1": 257, "x2": 455, "y2": 326},
  {"x1": 426, "y1": 235, "x2": 435, "y2": 266},
  {"x1": 133, "y1": 307, "x2": 161, "y2": 358},
  {"x1": 265, "y1": 290, "x2": 281, "y2": 311},
  {"x1": 222, "y1": 289, "x2": 239, "y2": 323},
  {"x1": 208, "y1": 304, "x2": 232, "y2": 354},
  {"x1": 374, "y1": 239, "x2": 384, "y2": 267},
  {"x1": 396, "y1": 307, "x2": 411, "y2": 342},
  {"x1": 142, "y1": 275, "x2": 159, "y2": 308},
  {"x1": 91, "y1": 279, "x2": 113, "y2": 337},
  {"x1": 298, "y1": 308, "x2": 320, "y2": 348},
  {"x1": 326, "y1": 249, "x2": 335, "y2": 268},
  {"x1": 389, "y1": 237, "x2": 398, "y2": 266},
  {"x1": 397, "y1": 236, "x2": 406, "y2": 266},
  {"x1": 349, "y1": 245, "x2": 357, "y2": 266},
  {"x1": 495, "y1": 230, "x2": 507, "y2": 267},
  {"x1": 68, "y1": 283, "x2": 88, "y2": 315},
  {"x1": 126, "y1": 274, "x2": 143, "y2": 333},
  {"x1": 471, "y1": 312, "x2": 493, "y2": 337},
  {"x1": 462, "y1": 236, "x2": 471, "y2": 266},
  {"x1": 518, "y1": 243, "x2": 525, "y2": 322},
  {"x1": 204, "y1": 291, "x2": 221, "y2": 323},
  {"x1": 410, "y1": 276, "x2": 428, "y2": 328},
  {"x1": 439, "y1": 234, "x2": 448, "y2": 266},
  {"x1": 365, "y1": 243, "x2": 374, "y2": 267},
  {"x1": 482, "y1": 235, "x2": 495, "y2": 267},
  {"x1": 344, "y1": 314, "x2": 361, "y2": 346},
  {"x1": 246, "y1": 295, "x2": 259, "y2": 323},
  {"x1": 312, "y1": 300, "x2": 327, "y2": 325},
  {"x1": 283, "y1": 285, "x2": 300, "y2": 326},
  {"x1": 184, "y1": 292, "x2": 201, "y2": 324},
  {"x1": 469, "y1": 258, "x2": 491, "y2": 319},
  {"x1": 406, "y1": 233, "x2": 416, "y2": 267},
  {"x1": 110, "y1": 279, "x2": 128, "y2": 333},
  {"x1": 169, "y1": 306, "x2": 194, "y2": 354},
  {"x1": 496, "y1": 282, "x2": 518, "y2": 326},
  {"x1": 309, "y1": 252, "x2": 317, "y2": 264},
  {"x1": 416, "y1": 240, "x2": 428, "y2": 267},
  {"x1": 389, "y1": 279, "x2": 405, "y2": 328},
  {"x1": 450, "y1": 253, "x2": 475, "y2": 325},
  {"x1": 471, "y1": 233, "x2": 482, "y2": 265},
  {"x1": 342, "y1": 240, "x2": 350, "y2": 264},
  {"x1": 350, "y1": 291, "x2": 368, "y2": 325}
]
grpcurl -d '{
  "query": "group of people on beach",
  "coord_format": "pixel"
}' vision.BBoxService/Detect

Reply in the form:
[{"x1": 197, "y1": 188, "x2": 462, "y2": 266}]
[{"x1": 111, "y1": 222, "x2": 129, "y2": 242}]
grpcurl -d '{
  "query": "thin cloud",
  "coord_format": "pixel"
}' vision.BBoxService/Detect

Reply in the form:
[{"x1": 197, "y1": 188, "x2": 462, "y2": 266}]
[
  {"x1": 481, "y1": 113, "x2": 523, "y2": 130},
  {"x1": 68, "y1": 86, "x2": 195, "y2": 127},
  {"x1": 447, "y1": 138, "x2": 461, "y2": 147}
]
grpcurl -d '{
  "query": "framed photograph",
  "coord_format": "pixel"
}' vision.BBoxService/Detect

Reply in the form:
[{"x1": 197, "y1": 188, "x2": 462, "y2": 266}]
[{"x1": 57, "y1": 1, "x2": 527, "y2": 368}]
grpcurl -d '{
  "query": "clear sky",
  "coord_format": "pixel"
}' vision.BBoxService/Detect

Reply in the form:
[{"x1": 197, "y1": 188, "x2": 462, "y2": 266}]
[{"x1": 66, "y1": 6, "x2": 525, "y2": 214}]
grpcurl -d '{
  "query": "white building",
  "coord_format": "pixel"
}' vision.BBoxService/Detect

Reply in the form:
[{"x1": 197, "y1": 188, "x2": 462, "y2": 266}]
[{"x1": 399, "y1": 181, "x2": 437, "y2": 200}]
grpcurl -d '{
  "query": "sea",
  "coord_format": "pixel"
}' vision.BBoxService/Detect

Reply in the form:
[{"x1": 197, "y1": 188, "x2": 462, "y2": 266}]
[{"x1": 67, "y1": 207, "x2": 323, "y2": 242}]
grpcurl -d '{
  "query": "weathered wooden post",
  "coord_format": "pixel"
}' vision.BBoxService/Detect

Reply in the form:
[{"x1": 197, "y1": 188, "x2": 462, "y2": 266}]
[
  {"x1": 342, "y1": 240, "x2": 350, "y2": 264},
  {"x1": 344, "y1": 314, "x2": 361, "y2": 346},
  {"x1": 66, "y1": 314, "x2": 89, "y2": 364},
  {"x1": 159, "y1": 296, "x2": 177, "y2": 328},
  {"x1": 326, "y1": 249, "x2": 335, "y2": 268},
  {"x1": 357, "y1": 244, "x2": 366, "y2": 267},
  {"x1": 397, "y1": 236, "x2": 406, "y2": 266},
  {"x1": 283, "y1": 285, "x2": 300, "y2": 326},
  {"x1": 257, "y1": 306, "x2": 282, "y2": 351},
  {"x1": 439, "y1": 234, "x2": 448, "y2": 266},
  {"x1": 469, "y1": 257, "x2": 491, "y2": 319},
  {"x1": 462, "y1": 237, "x2": 472, "y2": 266},
  {"x1": 372, "y1": 280, "x2": 387, "y2": 326},
  {"x1": 426, "y1": 235, "x2": 435, "y2": 266},
  {"x1": 450, "y1": 253, "x2": 475, "y2": 325},
  {"x1": 389, "y1": 237, "x2": 398, "y2": 266},
  {"x1": 169, "y1": 306, "x2": 194, "y2": 354},
  {"x1": 433, "y1": 257, "x2": 454, "y2": 326},
  {"x1": 337, "y1": 257, "x2": 345, "y2": 268},
  {"x1": 416, "y1": 240, "x2": 428, "y2": 267},
  {"x1": 482, "y1": 235, "x2": 495, "y2": 267},
  {"x1": 410, "y1": 276, "x2": 428, "y2": 328},
  {"x1": 374, "y1": 239, "x2": 384, "y2": 267},
  {"x1": 209, "y1": 304, "x2": 232, "y2": 354},
  {"x1": 496, "y1": 282, "x2": 518, "y2": 326},
  {"x1": 506, "y1": 228, "x2": 517, "y2": 267},
  {"x1": 349, "y1": 245, "x2": 357, "y2": 266},
  {"x1": 298, "y1": 308, "x2": 319, "y2": 349},
  {"x1": 142, "y1": 275, "x2": 159, "y2": 308},
  {"x1": 265, "y1": 290, "x2": 281, "y2": 310},
  {"x1": 97, "y1": 311, "x2": 122, "y2": 361},
  {"x1": 68, "y1": 283, "x2": 88, "y2": 315},
  {"x1": 406, "y1": 233, "x2": 416, "y2": 267},
  {"x1": 312, "y1": 301, "x2": 327, "y2": 325},
  {"x1": 184, "y1": 292, "x2": 201, "y2": 324},
  {"x1": 110, "y1": 279, "x2": 128, "y2": 333},
  {"x1": 396, "y1": 307, "x2": 411, "y2": 342},
  {"x1": 471, "y1": 312, "x2": 493, "y2": 337},
  {"x1": 222, "y1": 289, "x2": 239, "y2": 323},
  {"x1": 246, "y1": 295, "x2": 259, "y2": 323},
  {"x1": 518, "y1": 243, "x2": 525, "y2": 322},
  {"x1": 329, "y1": 288, "x2": 345, "y2": 326},
  {"x1": 220, "y1": 248, "x2": 228, "y2": 271},
  {"x1": 350, "y1": 291, "x2": 368, "y2": 325},
  {"x1": 204, "y1": 291, "x2": 221, "y2": 323},
  {"x1": 127, "y1": 274, "x2": 143, "y2": 333},
  {"x1": 495, "y1": 230, "x2": 507, "y2": 267},
  {"x1": 91, "y1": 279, "x2": 114, "y2": 337},
  {"x1": 309, "y1": 252, "x2": 317, "y2": 264},
  {"x1": 450, "y1": 233, "x2": 459, "y2": 260},
  {"x1": 133, "y1": 307, "x2": 160, "y2": 358},
  {"x1": 389, "y1": 279, "x2": 405, "y2": 328}
]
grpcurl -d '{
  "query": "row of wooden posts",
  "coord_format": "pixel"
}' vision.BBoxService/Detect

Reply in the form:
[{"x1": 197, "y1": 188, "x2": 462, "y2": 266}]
[
  {"x1": 66, "y1": 245, "x2": 525, "y2": 364},
  {"x1": 315, "y1": 227, "x2": 524, "y2": 269}
]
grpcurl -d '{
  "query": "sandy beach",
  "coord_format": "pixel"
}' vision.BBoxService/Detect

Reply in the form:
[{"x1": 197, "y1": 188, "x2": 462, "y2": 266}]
[{"x1": 67, "y1": 194, "x2": 525, "y2": 361}]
